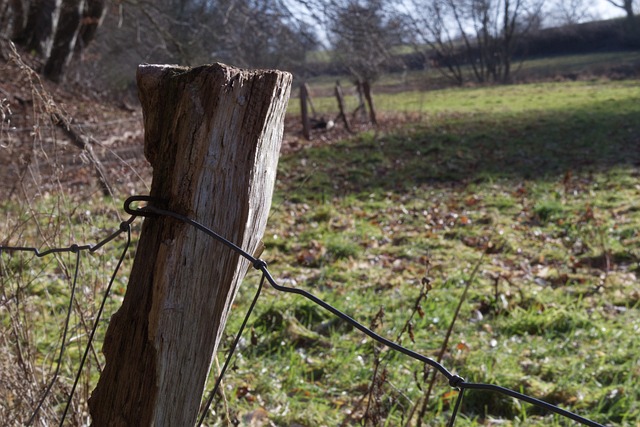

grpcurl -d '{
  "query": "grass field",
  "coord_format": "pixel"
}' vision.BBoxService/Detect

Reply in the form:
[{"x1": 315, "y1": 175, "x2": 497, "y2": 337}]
[
  {"x1": 1, "y1": 75, "x2": 640, "y2": 426},
  {"x1": 292, "y1": 51, "x2": 640, "y2": 100},
  {"x1": 293, "y1": 71, "x2": 640, "y2": 117}
]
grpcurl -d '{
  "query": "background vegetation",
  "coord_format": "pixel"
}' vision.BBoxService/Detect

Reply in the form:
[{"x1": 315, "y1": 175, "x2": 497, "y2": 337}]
[{"x1": 1, "y1": 0, "x2": 640, "y2": 426}]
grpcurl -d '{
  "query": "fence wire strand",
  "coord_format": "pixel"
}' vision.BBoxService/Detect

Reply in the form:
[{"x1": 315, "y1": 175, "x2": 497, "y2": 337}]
[
  {"x1": 58, "y1": 221, "x2": 132, "y2": 426},
  {"x1": 197, "y1": 274, "x2": 266, "y2": 427},
  {"x1": 0, "y1": 195, "x2": 606, "y2": 427},
  {"x1": 1, "y1": 218, "x2": 134, "y2": 426},
  {"x1": 26, "y1": 250, "x2": 79, "y2": 426},
  {"x1": 133, "y1": 196, "x2": 606, "y2": 427}
]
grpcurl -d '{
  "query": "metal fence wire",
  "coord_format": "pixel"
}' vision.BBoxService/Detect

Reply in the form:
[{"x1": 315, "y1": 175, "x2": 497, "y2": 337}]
[{"x1": 0, "y1": 195, "x2": 605, "y2": 427}]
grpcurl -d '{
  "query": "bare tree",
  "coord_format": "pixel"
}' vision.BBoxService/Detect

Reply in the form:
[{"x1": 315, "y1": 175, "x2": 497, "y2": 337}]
[
  {"x1": 211, "y1": 0, "x2": 318, "y2": 71},
  {"x1": 548, "y1": 0, "x2": 594, "y2": 26},
  {"x1": 404, "y1": 0, "x2": 544, "y2": 84},
  {"x1": 68, "y1": 0, "x2": 317, "y2": 91},
  {"x1": 402, "y1": 0, "x2": 467, "y2": 84},
  {"x1": 604, "y1": 0, "x2": 639, "y2": 44},
  {"x1": 2, "y1": 0, "x2": 315, "y2": 84},
  {"x1": 325, "y1": 0, "x2": 402, "y2": 124},
  {"x1": 606, "y1": 0, "x2": 636, "y2": 20},
  {"x1": 330, "y1": 1, "x2": 393, "y2": 80}
]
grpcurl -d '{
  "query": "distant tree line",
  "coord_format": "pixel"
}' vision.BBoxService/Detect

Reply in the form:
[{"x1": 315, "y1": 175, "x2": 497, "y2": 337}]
[
  {"x1": 517, "y1": 16, "x2": 640, "y2": 56},
  {"x1": 0, "y1": 0, "x2": 637, "y2": 88},
  {"x1": 0, "y1": 0, "x2": 318, "y2": 86}
]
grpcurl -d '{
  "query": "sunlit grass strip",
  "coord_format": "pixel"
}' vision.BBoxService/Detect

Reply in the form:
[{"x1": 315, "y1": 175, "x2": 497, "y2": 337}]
[{"x1": 287, "y1": 79, "x2": 640, "y2": 118}]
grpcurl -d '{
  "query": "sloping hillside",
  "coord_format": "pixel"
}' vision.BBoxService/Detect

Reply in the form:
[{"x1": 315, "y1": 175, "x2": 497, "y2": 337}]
[{"x1": 0, "y1": 39, "x2": 148, "y2": 198}]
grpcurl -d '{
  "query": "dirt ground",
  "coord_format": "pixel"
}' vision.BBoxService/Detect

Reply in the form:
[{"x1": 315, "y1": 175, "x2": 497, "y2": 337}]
[{"x1": 0, "y1": 42, "x2": 413, "y2": 200}]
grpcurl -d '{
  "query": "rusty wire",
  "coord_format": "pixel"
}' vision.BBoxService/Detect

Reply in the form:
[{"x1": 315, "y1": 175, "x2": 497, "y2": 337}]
[{"x1": 0, "y1": 195, "x2": 606, "y2": 427}]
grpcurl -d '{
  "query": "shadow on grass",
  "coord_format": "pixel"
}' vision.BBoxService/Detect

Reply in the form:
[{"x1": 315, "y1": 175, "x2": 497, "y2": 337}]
[{"x1": 278, "y1": 97, "x2": 640, "y2": 199}]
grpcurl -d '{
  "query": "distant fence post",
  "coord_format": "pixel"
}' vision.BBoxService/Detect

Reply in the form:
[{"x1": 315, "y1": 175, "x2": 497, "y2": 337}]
[
  {"x1": 88, "y1": 63, "x2": 292, "y2": 426},
  {"x1": 300, "y1": 82, "x2": 311, "y2": 140},
  {"x1": 362, "y1": 81, "x2": 378, "y2": 126},
  {"x1": 334, "y1": 80, "x2": 352, "y2": 133}
]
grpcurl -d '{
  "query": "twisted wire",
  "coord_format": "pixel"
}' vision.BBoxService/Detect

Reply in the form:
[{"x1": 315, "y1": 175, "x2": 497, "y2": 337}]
[
  {"x1": 1, "y1": 218, "x2": 134, "y2": 426},
  {"x1": 0, "y1": 196, "x2": 606, "y2": 427},
  {"x1": 130, "y1": 196, "x2": 604, "y2": 427}
]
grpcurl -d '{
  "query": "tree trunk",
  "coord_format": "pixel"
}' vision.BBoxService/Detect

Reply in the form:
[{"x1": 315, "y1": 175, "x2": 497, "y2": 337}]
[
  {"x1": 620, "y1": 0, "x2": 638, "y2": 45},
  {"x1": 43, "y1": 0, "x2": 84, "y2": 82},
  {"x1": 14, "y1": 0, "x2": 57, "y2": 55},
  {"x1": 623, "y1": 0, "x2": 634, "y2": 18},
  {"x1": 76, "y1": 0, "x2": 106, "y2": 52},
  {"x1": 0, "y1": 0, "x2": 24, "y2": 40},
  {"x1": 605, "y1": 0, "x2": 635, "y2": 21},
  {"x1": 88, "y1": 63, "x2": 292, "y2": 427}
]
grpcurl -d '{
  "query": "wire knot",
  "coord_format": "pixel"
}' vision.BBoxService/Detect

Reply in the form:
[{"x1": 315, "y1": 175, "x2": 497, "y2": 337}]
[
  {"x1": 449, "y1": 375, "x2": 465, "y2": 388},
  {"x1": 253, "y1": 258, "x2": 267, "y2": 271}
]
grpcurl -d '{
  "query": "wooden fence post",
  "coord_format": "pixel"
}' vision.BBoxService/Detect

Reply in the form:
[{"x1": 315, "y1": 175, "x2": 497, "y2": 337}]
[
  {"x1": 362, "y1": 80, "x2": 378, "y2": 126},
  {"x1": 334, "y1": 80, "x2": 352, "y2": 133},
  {"x1": 88, "y1": 63, "x2": 292, "y2": 426},
  {"x1": 300, "y1": 82, "x2": 311, "y2": 140}
]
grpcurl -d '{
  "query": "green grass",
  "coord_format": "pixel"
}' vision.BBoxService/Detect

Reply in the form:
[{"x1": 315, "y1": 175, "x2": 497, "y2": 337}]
[
  {"x1": 0, "y1": 194, "x2": 138, "y2": 425},
  {"x1": 291, "y1": 77, "x2": 640, "y2": 118},
  {"x1": 294, "y1": 50, "x2": 640, "y2": 115},
  {"x1": 222, "y1": 78, "x2": 640, "y2": 425},
  {"x1": 2, "y1": 77, "x2": 640, "y2": 425},
  {"x1": 518, "y1": 51, "x2": 640, "y2": 80}
]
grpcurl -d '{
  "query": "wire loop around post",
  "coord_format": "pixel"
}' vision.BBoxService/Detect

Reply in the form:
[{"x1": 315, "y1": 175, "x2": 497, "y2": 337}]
[{"x1": 123, "y1": 195, "x2": 167, "y2": 218}]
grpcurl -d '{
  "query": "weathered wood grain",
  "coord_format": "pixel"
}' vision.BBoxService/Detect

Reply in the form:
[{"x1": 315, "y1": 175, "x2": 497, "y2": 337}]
[{"x1": 89, "y1": 63, "x2": 291, "y2": 426}]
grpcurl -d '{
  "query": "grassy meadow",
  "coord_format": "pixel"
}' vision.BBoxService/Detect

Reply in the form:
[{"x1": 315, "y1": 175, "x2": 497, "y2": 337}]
[{"x1": 1, "y1": 69, "x2": 640, "y2": 426}]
